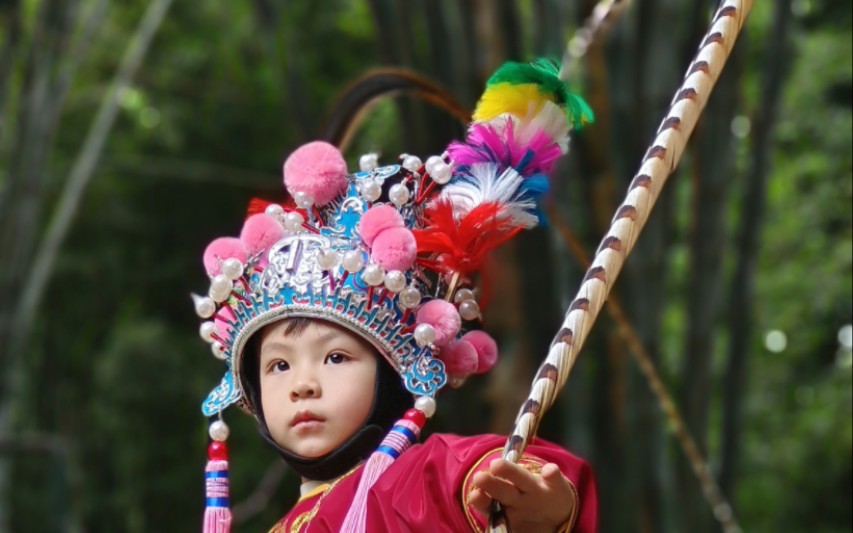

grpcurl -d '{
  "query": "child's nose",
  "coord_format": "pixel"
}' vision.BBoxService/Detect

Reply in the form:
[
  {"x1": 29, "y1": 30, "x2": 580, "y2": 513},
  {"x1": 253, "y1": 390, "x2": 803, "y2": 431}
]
[{"x1": 290, "y1": 375, "x2": 321, "y2": 400}]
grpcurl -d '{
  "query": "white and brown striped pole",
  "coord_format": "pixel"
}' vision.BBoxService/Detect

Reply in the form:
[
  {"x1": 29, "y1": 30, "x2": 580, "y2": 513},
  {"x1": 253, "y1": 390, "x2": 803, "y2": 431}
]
[{"x1": 487, "y1": 0, "x2": 753, "y2": 531}]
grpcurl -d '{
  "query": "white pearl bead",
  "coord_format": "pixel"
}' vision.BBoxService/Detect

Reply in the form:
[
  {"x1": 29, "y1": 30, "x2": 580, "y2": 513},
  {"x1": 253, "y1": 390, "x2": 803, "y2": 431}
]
[
  {"x1": 425, "y1": 155, "x2": 444, "y2": 175},
  {"x1": 199, "y1": 321, "x2": 217, "y2": 342},
  {"x1": 414, "y1": 323, "x2": 436, "y2": 347},
  {"x1": 399, "y1": 286, "x2": 422, "y2": 309},
  {"x1": 362, "y1": 263, "x2": 385, "y2": 286},
  {"x1": 458, "y1": 300, "x2": 481, "y2": 321},
  {"x1": 342, "y1": 250, "x2": 365, "y2": 273},
  {"x1": 384, "y1": 270, "x2": 407, "y2": 293},
  {"x1": 211, "y1": 341, "x2": 227, "y2": 360},
  {"x1": 265, "y1": 203, "x2": 284, "y2": 218},
  {"x1": 209, "y1": 274, "x2": 233, "y2": 303},
  {"x1": 221, "y1": 258, "x2": 244, "y2": 280},
  {"x1": 453, "y1": 288, "x2": 475, "y2": 304},
  {"x1": 402, "y1": 155, "x2": 422, "y2": 172},
  {"x1": 193, "y1": 294, "x2": 216, "y2": 318},
  {"x1": 284, "y1": 211, "x2": 304, "y2": 231},
  {"x1": 430, "y1": 162, "x2": 452, "y2": 184},
  {"x1": 360, "y1": 179, "x2": 382, "y2": 202},
  {"x1": 209, "y1": 420, "x2": 230, "y2": 442},
  {"x1": 293, "y1": 191, "x2": 314, "y2": 209},
  {"x1": 414, "y1": 396, "x2": 437, "y2": 418},
  {"x1": 359, "y1": 153, "x2": 379, "y2": 172},
  {"x1": 389, "y1": 183, "x2": 410, "y2": 206},
  {"x1": 317, "y1": 249, "x2": 340, "y2": 271}
]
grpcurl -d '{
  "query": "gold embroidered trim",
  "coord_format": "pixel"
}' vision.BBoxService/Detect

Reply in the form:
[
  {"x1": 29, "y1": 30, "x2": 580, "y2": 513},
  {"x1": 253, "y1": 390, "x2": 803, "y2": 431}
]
[
  {"x1": 267, "y1": 465, "x2": 361, "y2": 533},
  {"x1": 557, "y1": 478, "x2": 580, "y2": 533}
]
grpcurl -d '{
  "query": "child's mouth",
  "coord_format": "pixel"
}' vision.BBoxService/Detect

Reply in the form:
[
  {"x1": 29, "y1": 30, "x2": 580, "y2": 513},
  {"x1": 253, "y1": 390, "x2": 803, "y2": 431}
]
[{"x1": 291, "y1": 411, "x2": 325, "y2": 429}]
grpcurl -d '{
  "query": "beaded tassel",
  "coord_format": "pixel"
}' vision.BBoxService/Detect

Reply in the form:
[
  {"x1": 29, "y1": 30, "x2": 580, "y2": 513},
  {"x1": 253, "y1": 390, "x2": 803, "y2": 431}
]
[
  {"x1": 340, "y1": 408, "x2": 427, "y2": 533},
  {"x1": 203, "y1": 421, "x2": 233, "y2": 533}
]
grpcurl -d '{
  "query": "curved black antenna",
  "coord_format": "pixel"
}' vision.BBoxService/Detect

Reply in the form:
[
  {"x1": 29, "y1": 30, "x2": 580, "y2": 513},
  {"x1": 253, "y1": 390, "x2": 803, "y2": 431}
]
[{"x1": 319, "y1": 67, "x2": 471, "y2": 152}]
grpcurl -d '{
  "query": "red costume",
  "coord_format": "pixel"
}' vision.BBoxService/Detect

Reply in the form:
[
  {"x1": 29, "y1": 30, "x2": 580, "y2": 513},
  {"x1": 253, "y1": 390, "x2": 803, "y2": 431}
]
[{"x1": 269, "y1": 434, "x2": 598, "y2": 533}]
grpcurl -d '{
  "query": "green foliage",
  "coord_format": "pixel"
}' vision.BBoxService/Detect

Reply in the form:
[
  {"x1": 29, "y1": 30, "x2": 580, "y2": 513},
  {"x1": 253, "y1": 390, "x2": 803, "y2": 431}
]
[{"x1": 735, "y1": 12, "x2": 853, "y2": 531}]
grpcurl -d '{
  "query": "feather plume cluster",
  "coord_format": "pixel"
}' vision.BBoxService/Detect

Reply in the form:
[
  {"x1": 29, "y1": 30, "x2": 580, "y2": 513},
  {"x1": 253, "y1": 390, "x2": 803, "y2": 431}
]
[
  {"x1": 415, "y1": 58, "x2": 593, "y2": 278},
  {"x1": 442, "y1": 59, "x2": 593, "y2": 228}
]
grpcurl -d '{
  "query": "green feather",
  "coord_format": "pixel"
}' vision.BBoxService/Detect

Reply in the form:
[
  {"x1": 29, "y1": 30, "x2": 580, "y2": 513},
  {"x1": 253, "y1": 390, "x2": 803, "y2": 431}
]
[
  {"x1": 486, "y1": 58, "x2": 595, "y2": 130},
  {"x1": 486, "y1": 59, "x2": 567, "y2": 102},
  {"x1": 566, "y1": 93, "x2": 595, "y2": 130}
]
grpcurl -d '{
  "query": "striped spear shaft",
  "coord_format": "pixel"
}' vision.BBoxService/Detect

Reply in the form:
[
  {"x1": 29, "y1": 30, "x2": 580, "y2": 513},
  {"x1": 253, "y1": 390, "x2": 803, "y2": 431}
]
[{"x1": 488, "y1": 0, "x2": 753, "y2": 530}]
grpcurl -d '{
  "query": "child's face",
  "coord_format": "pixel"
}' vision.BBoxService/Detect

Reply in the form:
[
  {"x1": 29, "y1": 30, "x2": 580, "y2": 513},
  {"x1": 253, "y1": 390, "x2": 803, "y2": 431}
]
[{"x1": 258, "y1": 319, "x2": 377, "y2": 458}]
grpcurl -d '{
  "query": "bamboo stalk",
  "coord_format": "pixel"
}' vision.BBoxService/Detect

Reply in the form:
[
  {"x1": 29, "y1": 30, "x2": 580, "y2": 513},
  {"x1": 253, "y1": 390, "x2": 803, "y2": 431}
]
[
  {"x1": 487, "y1": 1, "x2": 753, "y2": 531},
  {"x1": 12, "y1": 0, "x2": 175, "y2": 356}
]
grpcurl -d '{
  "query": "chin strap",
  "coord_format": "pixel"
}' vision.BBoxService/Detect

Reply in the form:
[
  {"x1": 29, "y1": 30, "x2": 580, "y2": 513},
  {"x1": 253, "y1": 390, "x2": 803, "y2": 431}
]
[{"x1": 258, "y1": 422, "x2": 385, "y2": 481}]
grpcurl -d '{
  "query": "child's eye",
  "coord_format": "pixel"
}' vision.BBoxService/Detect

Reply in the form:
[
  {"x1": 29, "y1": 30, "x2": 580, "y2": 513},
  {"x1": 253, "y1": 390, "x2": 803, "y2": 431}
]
[
  {"x1": 325, "y1": 352, "x2": 348, "y2": 365},
  {"x1": 270, "y1": 360, "x2": 290, "y2": 374}
]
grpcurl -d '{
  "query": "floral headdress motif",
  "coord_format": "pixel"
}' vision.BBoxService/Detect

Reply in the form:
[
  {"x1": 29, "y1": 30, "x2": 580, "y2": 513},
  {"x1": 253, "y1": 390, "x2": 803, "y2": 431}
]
[{"x1": 194, "y1": 58, "x2": 592, "y2": 533}]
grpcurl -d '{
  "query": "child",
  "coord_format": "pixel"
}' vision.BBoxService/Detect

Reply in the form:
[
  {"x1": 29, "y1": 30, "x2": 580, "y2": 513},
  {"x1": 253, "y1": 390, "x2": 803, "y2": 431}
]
[{"x1": 194, "y1": 59, "x2": 598, "y2": 532}]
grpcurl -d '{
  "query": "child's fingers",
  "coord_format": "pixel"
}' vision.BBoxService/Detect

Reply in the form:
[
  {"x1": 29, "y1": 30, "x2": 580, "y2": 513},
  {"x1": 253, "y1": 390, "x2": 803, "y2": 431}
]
[
  {"x1": 541, "y1": 463, "x2": 573, "y2": 493},
  {"x1": 472, "y1": 470, "x2": 522, "y2": 505},
  {"x1": 488, "y1": 459, "x2": 539, "y2": 493},
  {"x1": 466, "y1": 487, "x2": 491, "y2": 515}
]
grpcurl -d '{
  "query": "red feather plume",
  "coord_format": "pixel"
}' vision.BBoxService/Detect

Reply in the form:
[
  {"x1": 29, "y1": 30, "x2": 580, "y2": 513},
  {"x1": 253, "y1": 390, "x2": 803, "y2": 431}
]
[
  {"x1": 245, "y1": 196, "x2": 296, "y2": 218},
  {"x1": 413, "y1": 200, "x2": 524, "y2": 276}
]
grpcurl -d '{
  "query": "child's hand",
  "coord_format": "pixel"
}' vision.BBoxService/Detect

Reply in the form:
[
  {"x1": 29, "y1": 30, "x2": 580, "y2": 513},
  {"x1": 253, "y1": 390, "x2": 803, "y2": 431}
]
[{"x1": 468, "y1": 459, "x2": 575, "y2": 533}]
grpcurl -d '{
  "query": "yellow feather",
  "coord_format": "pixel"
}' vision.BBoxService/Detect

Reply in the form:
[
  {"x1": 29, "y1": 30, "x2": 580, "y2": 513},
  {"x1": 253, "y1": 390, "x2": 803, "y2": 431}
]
[{"x1": 472, "y1": 83, "x2": 554, "y2": 122}]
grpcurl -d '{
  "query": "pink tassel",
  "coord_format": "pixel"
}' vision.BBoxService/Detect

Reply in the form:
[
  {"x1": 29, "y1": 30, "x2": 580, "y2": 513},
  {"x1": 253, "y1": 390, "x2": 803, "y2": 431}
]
[
  {"x1": 203, "y1": 442, "x2": 232, "y2": 533},
  {"x1": 340, "y1": 410, "x2": 426, "y2": 533}
]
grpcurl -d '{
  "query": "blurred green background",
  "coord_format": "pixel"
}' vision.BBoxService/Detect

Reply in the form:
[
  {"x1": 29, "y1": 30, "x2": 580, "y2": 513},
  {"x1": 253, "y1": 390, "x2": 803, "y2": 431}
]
[{"x1": 1, "y1": 1, "x2": 850, "y2": 532}]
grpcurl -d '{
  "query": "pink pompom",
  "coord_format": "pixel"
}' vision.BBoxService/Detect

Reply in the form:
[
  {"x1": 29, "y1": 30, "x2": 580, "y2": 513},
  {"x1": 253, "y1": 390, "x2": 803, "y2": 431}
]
[
  {"x1": 359, "y1": 205, "x2": 404, "y2": 247},
  {"x1": 416, "y1": 300, "x2": 461, "y2": 347},
  {"x1": 203, "y1": 237, "x2": 248, "y2": 277},
  {"x1": 462, "y1": 330, "x2": 499, "y2": 373},
  {"x1": 240, "y1": 214, "x2": 285, "y2": 255},
  {"x1": 371, "y1": 227, "x2": 417, "y2": 271},
  {"x1": 283, "y1": 141, "x2": 348, "y2": 205},
  {"x1": 438, "y1": 340, "x2": 479, "y2": 376}
]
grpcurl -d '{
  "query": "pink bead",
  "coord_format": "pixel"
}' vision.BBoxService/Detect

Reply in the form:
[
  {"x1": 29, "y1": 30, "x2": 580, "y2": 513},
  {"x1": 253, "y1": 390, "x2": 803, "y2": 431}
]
[
  {"x1": 416, "y1": 299, "x2": 462, "y2": 347},
  {"x1": 359, "y1": 205, "x2": 404, "y2": 247},
  {"x1": 203, "y1": 237, "x2": 248, "y2": 277},
  {"x1": 283, "y1": 141, "x2": 348, "y2": 206},
  {"x1": 240, "y1": 213, "x2": 285, "y2": 255},
  {"x1": 462, "y1": 330, "x2": 499, "y2": 373},
  {"x1": 372, "y1": 227, "x2": 417, "y2": 271},
  {"x1": 438, "y1": 339, "x2": 479, "y2": 375}
]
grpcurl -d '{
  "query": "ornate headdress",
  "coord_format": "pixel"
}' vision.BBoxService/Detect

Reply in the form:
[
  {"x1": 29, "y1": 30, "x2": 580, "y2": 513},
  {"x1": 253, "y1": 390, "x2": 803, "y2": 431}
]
[{"x1": 194, "y1": 58, "x2": 592, "y2": 533}]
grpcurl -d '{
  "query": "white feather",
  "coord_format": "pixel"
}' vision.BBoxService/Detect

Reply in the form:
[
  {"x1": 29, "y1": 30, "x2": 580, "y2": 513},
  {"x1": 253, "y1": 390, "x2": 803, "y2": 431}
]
[
  {"x1": 519, "y1": 101, "x2": 572, "y2": 153},
  {"x1": 439, "y1": 163, "x2": 539, "y2": 228},
  {"x1": 479, "y1": 101, "x2": 571, "y2": 155}
]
